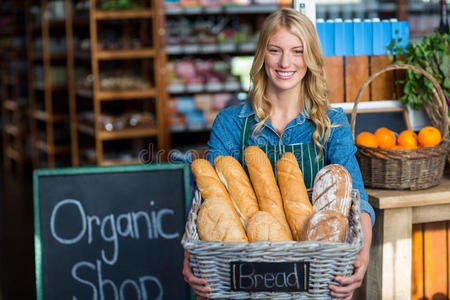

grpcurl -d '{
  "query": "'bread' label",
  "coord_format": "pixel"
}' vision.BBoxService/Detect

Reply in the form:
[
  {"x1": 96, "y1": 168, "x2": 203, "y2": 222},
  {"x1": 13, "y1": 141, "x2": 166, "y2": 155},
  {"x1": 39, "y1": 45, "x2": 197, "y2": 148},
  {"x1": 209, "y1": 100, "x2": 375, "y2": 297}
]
[{"x1": 230, "y1": 261, "x2": 309, "y2": 292}]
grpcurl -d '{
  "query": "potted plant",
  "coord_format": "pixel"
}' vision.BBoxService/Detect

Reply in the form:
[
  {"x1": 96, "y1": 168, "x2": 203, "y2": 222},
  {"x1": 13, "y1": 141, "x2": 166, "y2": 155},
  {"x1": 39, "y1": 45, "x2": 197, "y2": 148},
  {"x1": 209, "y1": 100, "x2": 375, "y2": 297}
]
[{"x1": 387, "y1": 31, "x2": 449, "y2": 162}]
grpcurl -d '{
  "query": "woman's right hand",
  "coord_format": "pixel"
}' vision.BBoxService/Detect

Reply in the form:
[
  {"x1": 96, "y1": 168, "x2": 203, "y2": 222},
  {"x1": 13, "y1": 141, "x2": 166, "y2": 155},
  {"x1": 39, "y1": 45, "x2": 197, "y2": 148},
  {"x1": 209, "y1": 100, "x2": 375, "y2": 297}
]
[{"x1": 182, "y1": 249, "x2": 211, "y2": 299}]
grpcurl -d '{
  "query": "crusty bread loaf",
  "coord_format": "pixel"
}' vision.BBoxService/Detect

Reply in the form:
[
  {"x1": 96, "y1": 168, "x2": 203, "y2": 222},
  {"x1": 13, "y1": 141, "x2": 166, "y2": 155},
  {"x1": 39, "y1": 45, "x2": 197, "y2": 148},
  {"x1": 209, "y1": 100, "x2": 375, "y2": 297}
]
[
  {"x1": 214, "y1": 155, "x2": 259, "y2": 227},
  {"x1": 244, "y1": 146, "x2": 293, "y2": 239},
  {"x1": 301, "y1": 210, "x2": 348, "y2": 243},
  {"x1": 197, "y1": 196, "x2": 248, "y2": 242},
  {"x1": 312, "y1": 164, "x2": 352, "y2": 218},
  {"x1": 276, "y1": 152, "x2": 313, "y2": 241},
  {"x1": 191, "y1": 159, "x2": 247, "y2": 242},
  {"x1": 246, "y1": 211, "x2": 292, "y2": 242}
]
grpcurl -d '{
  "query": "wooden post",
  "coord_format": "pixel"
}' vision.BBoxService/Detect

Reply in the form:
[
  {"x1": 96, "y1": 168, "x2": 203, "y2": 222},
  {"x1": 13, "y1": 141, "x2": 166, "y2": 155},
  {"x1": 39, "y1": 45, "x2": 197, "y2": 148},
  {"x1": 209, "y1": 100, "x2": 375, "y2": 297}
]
[
  {"x1": 370, "y1": 55, "x2": 395, "y2": 101},
  {"x1": 325, "y1": 56, "x2": 344, "y2": 103},
  {"x1": 345, "y1": 56, "x2": 370, "y2": 102}
]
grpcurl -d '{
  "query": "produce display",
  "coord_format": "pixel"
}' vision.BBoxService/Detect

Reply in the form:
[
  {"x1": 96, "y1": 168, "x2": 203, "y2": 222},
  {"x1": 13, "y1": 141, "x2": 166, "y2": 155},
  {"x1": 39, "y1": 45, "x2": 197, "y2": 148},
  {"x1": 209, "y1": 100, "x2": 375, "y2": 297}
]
[
  {"x1": 190, "y1": 147, "x2": 353, "y2": 243},
  {"x1": 356, "y1": 126, "x2": 442, "y2": 149}
]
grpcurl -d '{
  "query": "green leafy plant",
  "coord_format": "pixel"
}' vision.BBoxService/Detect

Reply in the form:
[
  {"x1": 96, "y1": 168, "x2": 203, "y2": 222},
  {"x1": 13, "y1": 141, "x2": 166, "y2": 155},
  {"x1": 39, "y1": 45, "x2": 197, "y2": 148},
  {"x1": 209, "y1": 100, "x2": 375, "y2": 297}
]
[{"x1": 386, "y1": 31, "x2": 450, "y2": 115}]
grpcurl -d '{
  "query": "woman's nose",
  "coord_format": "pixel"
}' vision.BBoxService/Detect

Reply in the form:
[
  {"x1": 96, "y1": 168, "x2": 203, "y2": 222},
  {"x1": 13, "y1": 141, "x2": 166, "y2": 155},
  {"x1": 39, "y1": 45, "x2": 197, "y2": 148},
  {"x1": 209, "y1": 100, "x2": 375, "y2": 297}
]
[{"x1": 279, "y1": 52, "x2": 290, "y2": 68}]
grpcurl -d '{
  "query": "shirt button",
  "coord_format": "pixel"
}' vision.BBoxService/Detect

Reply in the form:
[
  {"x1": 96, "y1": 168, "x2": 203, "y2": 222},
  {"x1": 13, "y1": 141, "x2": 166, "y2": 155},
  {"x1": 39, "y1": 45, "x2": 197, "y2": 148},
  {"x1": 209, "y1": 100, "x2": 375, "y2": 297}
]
[{"x1": 283, "y1": 134, "x2": 287, "y2": 138}]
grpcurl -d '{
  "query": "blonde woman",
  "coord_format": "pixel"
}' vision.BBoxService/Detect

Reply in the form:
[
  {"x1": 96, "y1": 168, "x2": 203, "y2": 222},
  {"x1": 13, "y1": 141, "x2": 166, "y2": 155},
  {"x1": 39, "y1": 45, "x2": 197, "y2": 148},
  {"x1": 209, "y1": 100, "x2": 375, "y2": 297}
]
[{"x1": 183, "y1": 8, "x2": 374, "y2": 300}]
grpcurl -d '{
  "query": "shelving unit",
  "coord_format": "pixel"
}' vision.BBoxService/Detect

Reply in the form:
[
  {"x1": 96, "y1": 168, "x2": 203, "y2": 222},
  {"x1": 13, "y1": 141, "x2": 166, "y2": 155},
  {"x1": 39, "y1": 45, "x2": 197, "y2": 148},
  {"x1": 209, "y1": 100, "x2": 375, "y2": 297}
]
[
  {"x1": 26, "y1": 0, "x2": 74, "y2": 168},
  {"x1": 74, "y1": 0, "x2": 169, "y2": 166},
  {"x1": 1, "y1": 1, "x2": 28, "y2": 176},
  {"x1": 165, "y1": 5, "x2": 276, "y2": 150}
]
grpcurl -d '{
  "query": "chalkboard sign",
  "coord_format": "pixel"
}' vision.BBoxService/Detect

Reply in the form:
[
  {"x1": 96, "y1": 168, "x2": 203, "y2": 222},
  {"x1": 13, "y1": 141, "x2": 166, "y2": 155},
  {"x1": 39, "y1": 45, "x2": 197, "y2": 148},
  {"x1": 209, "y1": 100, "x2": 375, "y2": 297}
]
[
  {"x1": 346, "y1": 110, "x2": 410, "y2": 136},
  {"x1": 231, "y1": 262, "x2": 310, "y2": 292},
  {"x1": 33, "y1": 163, "x2": 191, "y2": 300}
]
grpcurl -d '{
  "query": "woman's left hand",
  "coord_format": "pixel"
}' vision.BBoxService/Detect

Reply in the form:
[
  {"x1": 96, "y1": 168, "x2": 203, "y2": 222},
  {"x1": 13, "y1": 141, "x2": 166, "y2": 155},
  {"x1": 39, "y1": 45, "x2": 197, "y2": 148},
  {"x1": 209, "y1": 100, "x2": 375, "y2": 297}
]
[
  {"x1": 329, "y1": 212, "x2": 372, "y2": 300},
  {"x1": 328, "y1": 250, "x2": 369, "y2": 299}
]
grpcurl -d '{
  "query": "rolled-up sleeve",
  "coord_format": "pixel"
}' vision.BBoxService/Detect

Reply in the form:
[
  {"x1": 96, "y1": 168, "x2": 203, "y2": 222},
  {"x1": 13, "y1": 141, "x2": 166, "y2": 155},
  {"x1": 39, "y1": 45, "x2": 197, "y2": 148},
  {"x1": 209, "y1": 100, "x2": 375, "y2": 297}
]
[
  {"x1": 206, "y1": 111, "x2": 234, "y2": 166},
  {"x1": 326, "y1": 108, "x2": 375, "y2": 226}
]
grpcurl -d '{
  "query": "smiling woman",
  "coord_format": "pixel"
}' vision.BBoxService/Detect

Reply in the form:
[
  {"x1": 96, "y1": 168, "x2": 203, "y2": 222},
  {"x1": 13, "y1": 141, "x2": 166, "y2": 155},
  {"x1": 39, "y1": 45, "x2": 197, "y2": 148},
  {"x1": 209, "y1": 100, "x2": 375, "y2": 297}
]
[{"x1": 183, "y1": 8, "x2": 375, "y2": 300}]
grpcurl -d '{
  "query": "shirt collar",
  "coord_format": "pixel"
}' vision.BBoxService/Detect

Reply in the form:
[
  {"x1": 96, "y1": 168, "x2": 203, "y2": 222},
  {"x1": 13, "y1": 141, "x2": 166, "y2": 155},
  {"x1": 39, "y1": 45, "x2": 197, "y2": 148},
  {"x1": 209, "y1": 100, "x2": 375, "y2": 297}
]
[{"x1": 238, "y1": 101, "x2": 256, "y2": 119}]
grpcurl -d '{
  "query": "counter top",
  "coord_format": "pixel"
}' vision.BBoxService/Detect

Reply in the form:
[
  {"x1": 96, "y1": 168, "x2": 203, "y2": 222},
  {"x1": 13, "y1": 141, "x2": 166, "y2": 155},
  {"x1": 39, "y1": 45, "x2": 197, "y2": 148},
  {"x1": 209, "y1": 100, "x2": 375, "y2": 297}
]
[{"x1": 366, "y1": 175, "x2": 450, "y2": 209}]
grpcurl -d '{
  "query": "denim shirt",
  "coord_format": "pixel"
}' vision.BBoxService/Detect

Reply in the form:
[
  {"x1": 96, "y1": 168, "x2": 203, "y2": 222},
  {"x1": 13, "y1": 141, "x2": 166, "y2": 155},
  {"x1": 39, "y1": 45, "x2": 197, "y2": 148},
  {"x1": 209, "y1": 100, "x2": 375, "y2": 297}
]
[{"x1": 207, "y1": 101, "x2": 375, "y2": 226}]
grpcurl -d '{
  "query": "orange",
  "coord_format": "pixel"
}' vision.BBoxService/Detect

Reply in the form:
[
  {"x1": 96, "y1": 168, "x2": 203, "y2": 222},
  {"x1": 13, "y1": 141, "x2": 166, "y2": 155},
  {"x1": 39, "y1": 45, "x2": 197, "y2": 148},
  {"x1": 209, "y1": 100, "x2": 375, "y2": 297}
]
[
  {"x1": 418, "y1": 126, "x2": 441, "y2": 147},
  {"x1": 374, "y1": 127, "x2": 396, "y2": 148},
  {"x1": 397, "y1": 130, "x2": 418, "y2": 148},
  {"x1": 356, "y1": 132, "x2": 379, "y2": 148}
]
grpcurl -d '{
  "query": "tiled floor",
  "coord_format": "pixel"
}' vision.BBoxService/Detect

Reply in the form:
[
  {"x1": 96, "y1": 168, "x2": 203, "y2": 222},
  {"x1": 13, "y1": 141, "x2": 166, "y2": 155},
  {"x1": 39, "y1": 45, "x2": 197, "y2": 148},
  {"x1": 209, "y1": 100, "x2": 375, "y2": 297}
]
[{"x1": 0, "y1": 167, "x2": 36, "y2": 299}]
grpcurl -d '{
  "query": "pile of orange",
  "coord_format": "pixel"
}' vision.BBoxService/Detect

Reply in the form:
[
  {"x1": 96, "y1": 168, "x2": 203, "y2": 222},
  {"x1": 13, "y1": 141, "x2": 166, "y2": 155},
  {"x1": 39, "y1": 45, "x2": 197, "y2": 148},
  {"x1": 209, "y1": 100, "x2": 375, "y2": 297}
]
[{"x1": 356, "y1": 126, "x2": 442, "y2": 149}]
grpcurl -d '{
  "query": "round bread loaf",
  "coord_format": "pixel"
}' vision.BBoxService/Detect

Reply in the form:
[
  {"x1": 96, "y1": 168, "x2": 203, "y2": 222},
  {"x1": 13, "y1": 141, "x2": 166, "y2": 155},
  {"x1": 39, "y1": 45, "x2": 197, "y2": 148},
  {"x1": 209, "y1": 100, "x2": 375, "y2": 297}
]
[
  {"x1": 246, "y1": 211, "x2": 292, "y2": 242},
  {"x1": 312, "y1": 164, "x2": 352, "y2": 218},
  {"x1": 301, "y1": 210, "x2": 348, "y2": 243}
]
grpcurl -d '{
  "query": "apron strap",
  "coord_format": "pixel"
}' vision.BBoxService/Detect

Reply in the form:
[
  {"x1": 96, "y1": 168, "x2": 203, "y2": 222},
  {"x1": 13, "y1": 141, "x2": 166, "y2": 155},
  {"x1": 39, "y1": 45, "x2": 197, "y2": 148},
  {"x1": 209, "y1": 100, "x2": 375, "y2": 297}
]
[{"x1": 238, "y1": 115, "x2": 253, "y2": 166}]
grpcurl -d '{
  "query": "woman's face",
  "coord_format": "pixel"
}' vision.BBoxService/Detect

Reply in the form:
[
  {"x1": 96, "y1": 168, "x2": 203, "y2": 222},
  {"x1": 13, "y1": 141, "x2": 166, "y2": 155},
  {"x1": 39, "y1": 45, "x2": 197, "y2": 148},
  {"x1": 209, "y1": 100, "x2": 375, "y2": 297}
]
[{"x1": 264, "y1": 27, "x2": 307, "y2": 94}]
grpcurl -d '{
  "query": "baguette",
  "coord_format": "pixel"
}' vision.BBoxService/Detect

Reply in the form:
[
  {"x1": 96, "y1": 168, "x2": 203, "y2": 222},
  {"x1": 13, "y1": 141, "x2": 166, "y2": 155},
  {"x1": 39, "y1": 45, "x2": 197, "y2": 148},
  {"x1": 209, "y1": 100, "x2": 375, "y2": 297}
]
[
  {"x1": 191, "y1": 159, "x2": 247, "y2": 242},
  {"x1": 312, "y1": 164, "x2": 352, "y2": 218},
  {"x1": 276, "y1": 152, "x2": 313, "y2": 241},
  {"x1": 214, "y1": 155, "x2": 259, "y2": 227},
  {"x1": 246, "y1": 211, "x2": 292, "y2": 242},
  {"x1": 300, "y1": 210, "x2": 348, "y2": 243},
  {"x1": 244, "y1": 146, "x2": 292, "y2": 239}
]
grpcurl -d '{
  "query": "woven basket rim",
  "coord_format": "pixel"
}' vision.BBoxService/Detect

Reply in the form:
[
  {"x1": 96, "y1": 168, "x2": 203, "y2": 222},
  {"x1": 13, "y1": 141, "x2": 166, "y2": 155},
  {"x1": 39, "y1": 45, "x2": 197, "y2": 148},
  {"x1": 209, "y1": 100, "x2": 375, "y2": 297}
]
[{"x1": 181, "y1": 189, "x2": 363, "y2": 250}]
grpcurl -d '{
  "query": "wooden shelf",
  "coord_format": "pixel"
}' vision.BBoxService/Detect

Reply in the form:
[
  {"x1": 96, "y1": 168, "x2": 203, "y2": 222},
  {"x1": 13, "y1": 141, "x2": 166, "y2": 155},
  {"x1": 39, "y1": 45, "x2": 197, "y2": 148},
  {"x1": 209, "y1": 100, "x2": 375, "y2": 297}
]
[
  {"x1": 98, "y1": 127, "x2": 158, "y2": 140},
  {"x1": 99, "y1": 158, "x2": 141, "y2": 166},
  {"x1": 97, "y1": 48, "x2": 155, "y2": 60},
  {"x1": 32, "y1": 110, "x2": 68, "y2": 122},
  {"x1": 94, "y1": 9, "x2": 154, "y2": 20},
  {"x1": 97, "y1": 88, "x2": 156, "y2": 101}
]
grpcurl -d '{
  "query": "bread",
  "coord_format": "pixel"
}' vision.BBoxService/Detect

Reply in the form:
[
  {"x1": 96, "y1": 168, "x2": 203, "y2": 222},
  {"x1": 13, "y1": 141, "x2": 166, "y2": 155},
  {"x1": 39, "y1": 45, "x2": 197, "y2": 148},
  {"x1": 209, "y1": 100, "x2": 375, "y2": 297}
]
[
  {"x1": 246, "y1": 211, "x2": 292, "y2": 242},
  {"x1": 276, "y1": 152, "x2": 313, "y2": 241},
  {"x1": 214, "y1": 155, "x2": 259, "y2": 227},
  {"x1": 244, "y1": 146, "x2": 293, "y2": 239},
  {"x1": 191, "y1": 159, "x2": 247, "y2": 242},
  {"x1": 312, "y1": 164, "x2": 352, "y2": 218},
  {"x1": 197, "y1": 196, "x2": 249, "y2": 242},
  {"x1": 301, "y1": 210, "x2": 348, "y2": 243}
]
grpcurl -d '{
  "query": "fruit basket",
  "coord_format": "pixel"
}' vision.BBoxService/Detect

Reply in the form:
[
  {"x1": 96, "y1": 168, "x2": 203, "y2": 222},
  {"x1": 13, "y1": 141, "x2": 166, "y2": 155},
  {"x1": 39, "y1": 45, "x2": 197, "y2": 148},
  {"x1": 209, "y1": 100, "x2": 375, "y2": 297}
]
[
  {"x1": 181, "y1": 189, "x2": 363, "y2": 300},
  {"x1": 350, "y1": 64, "x2": 449, "y2": 190}
]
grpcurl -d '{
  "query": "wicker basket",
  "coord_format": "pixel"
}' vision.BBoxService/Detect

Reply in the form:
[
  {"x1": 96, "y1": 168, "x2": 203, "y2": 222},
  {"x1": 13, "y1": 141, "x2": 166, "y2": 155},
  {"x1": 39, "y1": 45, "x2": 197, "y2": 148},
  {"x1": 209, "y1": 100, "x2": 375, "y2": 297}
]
[
  {"x1": 350, "y1": 64, "x2": 449, "y2": 190},
  {"x1": 181, "y1": 189, "x2": 363, "y2": 299}
]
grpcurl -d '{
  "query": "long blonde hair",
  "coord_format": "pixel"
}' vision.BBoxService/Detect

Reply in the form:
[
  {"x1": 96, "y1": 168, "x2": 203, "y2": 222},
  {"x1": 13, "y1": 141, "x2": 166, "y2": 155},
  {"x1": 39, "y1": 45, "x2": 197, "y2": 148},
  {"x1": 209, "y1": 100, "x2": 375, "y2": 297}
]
[{"x1": 249, "y1": 8, "x2": 331, "y2": 158}]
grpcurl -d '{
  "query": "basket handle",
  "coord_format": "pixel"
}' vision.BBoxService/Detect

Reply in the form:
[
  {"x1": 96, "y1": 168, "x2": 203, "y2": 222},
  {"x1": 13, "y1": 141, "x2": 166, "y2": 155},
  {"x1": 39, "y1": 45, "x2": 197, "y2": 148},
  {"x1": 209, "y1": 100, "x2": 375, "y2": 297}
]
[{"x1": 350, "y1": 64, "x2": 449, "y2": 141}]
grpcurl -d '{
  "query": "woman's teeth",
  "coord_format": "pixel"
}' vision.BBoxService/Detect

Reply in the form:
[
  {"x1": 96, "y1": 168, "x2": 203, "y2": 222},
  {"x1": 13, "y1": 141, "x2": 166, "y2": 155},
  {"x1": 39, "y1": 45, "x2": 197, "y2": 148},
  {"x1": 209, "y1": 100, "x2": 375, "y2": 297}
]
[{"x1": 277, "y1": 71, "x2": 294, "y2": 77}]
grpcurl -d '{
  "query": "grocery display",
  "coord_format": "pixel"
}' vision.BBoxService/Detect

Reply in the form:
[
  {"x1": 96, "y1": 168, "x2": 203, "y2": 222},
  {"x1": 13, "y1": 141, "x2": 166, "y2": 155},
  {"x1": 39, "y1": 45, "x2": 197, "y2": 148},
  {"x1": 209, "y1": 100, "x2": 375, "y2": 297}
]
[
  {"x1": 0, "y1": 1, "x2": 28, "y2": 175},
  {"x1": 73, "y1": 0, "x2": 170, "y2": 166},
  {"x1": 165, "y1": 5, "x2": 276, "y2": 150},
  {"x1": 26, "y1": 0, "x2": 75, "y2": 168}
]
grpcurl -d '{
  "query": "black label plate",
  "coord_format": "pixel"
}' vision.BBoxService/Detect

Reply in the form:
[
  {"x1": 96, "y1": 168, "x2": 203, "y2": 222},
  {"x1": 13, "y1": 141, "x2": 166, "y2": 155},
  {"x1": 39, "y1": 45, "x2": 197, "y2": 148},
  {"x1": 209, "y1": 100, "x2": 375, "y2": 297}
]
[{"x1": 231, "y1": 261, "x2": 309, "y2": 292}]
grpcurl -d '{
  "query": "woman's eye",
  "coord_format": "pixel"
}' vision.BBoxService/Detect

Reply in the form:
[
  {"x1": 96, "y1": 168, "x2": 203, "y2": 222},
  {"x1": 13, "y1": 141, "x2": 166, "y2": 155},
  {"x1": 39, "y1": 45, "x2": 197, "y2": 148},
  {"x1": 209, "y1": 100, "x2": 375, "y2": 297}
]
[
  {"x1": 269, "y1": 49, "x2": 279, "y2": 53},
  {"x1": 295, "y1": 50, "x2": 304, "y2": 54}
]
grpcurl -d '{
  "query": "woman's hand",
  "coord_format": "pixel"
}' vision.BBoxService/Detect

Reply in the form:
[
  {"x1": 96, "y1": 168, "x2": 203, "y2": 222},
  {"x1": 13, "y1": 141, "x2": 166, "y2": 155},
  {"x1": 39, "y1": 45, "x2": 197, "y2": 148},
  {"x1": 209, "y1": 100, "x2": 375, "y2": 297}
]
[
  {"x1": 182, "y1": 250, "x2": 211, "y2": 299},
  {"x1": 329, "y1": 249, "x2": 369, "y2": 299},
  {"x1": 329, "y1": 213, "x2": 372, "y2": 300}
]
